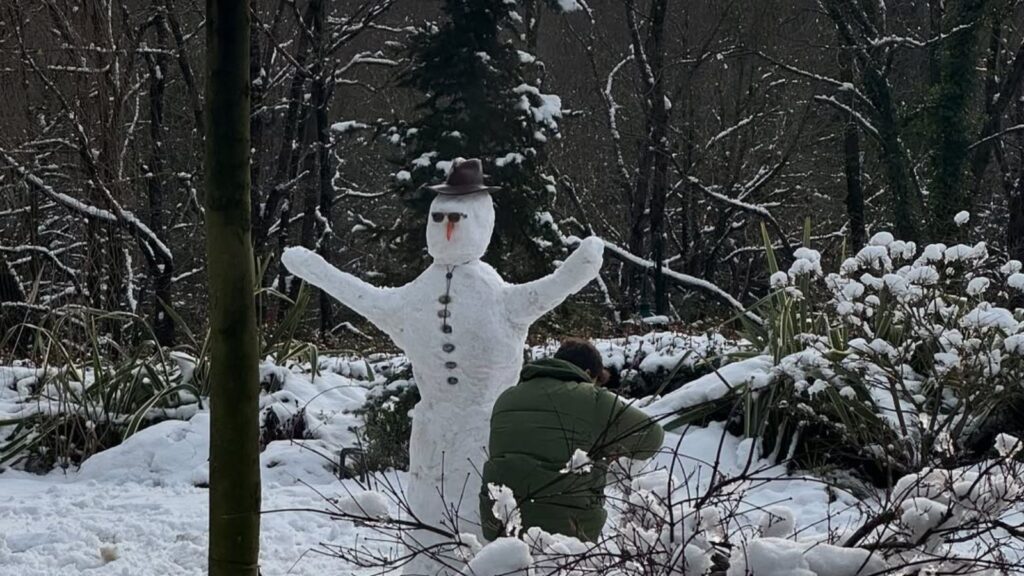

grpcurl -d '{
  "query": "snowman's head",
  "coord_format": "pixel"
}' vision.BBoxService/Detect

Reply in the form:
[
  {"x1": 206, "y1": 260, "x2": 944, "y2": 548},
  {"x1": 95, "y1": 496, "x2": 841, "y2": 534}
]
[{"x1": 425, "y1": 192, "x2": 495, "y2": 264}]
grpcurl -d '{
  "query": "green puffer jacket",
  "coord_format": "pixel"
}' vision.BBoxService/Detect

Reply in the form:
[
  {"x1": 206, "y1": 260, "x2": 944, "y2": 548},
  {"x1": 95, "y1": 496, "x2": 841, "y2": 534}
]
[{"x1": 479, "y1": 358, "x2": 664, "y2": 542}]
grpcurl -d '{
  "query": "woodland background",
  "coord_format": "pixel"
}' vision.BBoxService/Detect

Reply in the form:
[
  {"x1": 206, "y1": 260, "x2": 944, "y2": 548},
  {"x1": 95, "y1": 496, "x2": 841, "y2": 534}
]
[{"x1": 1, "y1": 0, "x2": 1023, "y2": 351}]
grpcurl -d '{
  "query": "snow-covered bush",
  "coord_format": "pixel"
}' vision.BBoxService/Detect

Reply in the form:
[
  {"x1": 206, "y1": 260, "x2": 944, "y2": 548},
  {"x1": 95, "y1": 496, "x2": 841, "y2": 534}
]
[
  {"x1": 530, "y1": 332, "x2": 736, "y2": 398},
  {"x1": 0, "y1": 305, "x2": 380, "y2": 474},
  {"x1": 0, "y1": 308, "x2": 202, "y2": 471},
  {"x1": 348, "y1": 361, "x2": 420, "y2": 476},
  {"x1": 312, "y1": 428, "x2": 1024, "y2": 575},
  {"x1": 737, "y1": 226, "x2": 1024, "y2": 483}
]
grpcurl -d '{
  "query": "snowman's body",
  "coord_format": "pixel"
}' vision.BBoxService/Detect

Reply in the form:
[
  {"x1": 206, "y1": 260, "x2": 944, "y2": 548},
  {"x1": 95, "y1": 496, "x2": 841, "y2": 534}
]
[{"x1": 283, "y1": 185, "x2": 603, "y2": 575}]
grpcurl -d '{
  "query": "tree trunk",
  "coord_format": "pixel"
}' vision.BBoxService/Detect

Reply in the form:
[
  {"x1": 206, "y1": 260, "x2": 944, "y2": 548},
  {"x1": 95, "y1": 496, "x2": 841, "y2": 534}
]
[
  {"x1": 205, "y1": 1, "x2": 261, "y2": 574},
  {"x1": 311, "y1": 0, "x2": 333, "y2": 334},
  {"x1": 252, "y1": 0, "x2": 315, "y2": 255},
  {"x1": 865, "y1": 67, "x2": 920, "y2": 242},
  {"x1": 295, "y1": 113, "x2": 319, "y2": 305},
  {"x1": 148, "y1": 7, "x2": 175, "y2": 346},
  {"x1": 927, "y1": 0, "x2": 944, "y2": 86},
  {"x1": 624, "y1": 0, "x2": 654, "y2": 312},
  {"x1": 524, "y1": 0, "x2": 542, "y2": 53},
  {"x1": 823, "y1": 0, "x2": 920, "y2": 241},
  {"x1": 0, "y1": 253, "x2": 25, "y2": 305},
  {"x1": 250, "y1": 2, "x2": 267, "y2": 325},
  {"x1": 970, "y1": 25, "x2": 1024, "y2": 203},
  {"x1": 928, "y1": 0, "x2": 988, "y2": 241},
  {"x1": 1009, "y1": 177, "x2": 1024, "y2": 262},
  {"x1": 646, "y1": 0, "x2": 670, "y2": 316},
  {"x1": 0, "y1": 251, "x2": 27, "y2": 354},
  {"x1": 1007, "y1": 97, "x2": 1024, "y2": 262},
  {"x1": 841, "y1": 52, "x2": 866, "y2": 248}
]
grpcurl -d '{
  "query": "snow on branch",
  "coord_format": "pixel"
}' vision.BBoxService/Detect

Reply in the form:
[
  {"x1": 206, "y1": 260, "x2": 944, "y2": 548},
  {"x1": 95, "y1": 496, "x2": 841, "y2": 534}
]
[
  {"x1": 1, "y1": 152, "x2": 118, "y2": 224},
  {"x1": 813, "y1": 95, "x2": 880, "y2": 140},
  {"x1": 0, "y1": 245, "x2": 82, "y2": 288},
  {"x1": 0, "y1": 152, "x2": 172, "y2": 264},
  {"x1": 869, "y1": 22, "x2": 976, "y2": 50},
  {"x1": 968, "y1": 124, "x2": 1024, "y2": 150},
  {"x1": 687, "y1": 177, "x2": 773, "y2": 220},
  {"x1": 754, "y1": 50, "x2": 875, "y2": 110},
  {"x1": 704, "y1": 113, "x2": 762, "y2": 150},
  {"x1": 592, "y1": 237, "x2": 763, "y2": 324}
]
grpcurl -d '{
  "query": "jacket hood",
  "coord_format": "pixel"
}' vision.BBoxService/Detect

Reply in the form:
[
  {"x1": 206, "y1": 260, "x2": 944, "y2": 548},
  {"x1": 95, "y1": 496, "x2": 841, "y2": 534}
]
[{"x1": 520, "y1": 358, "x2": 594, "y2": 383}]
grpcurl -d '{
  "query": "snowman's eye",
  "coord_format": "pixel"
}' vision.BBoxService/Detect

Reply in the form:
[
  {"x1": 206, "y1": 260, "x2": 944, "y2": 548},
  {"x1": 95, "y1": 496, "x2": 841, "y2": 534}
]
[
  {"x1": 431, "y1": 212, "x2": 444, "y2": 223},
  {"x1": 448, "y1": 213, "x2": 463, "y2": 223}
]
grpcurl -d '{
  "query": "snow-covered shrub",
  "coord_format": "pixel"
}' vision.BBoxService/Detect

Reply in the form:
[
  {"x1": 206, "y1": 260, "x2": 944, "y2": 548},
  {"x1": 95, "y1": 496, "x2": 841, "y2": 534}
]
[
  {"x1": 738, "y1": 226, "x2": 1024, "y2": 483},
  {"x1": 0, "y1": 308, "x2": 203, "y2": 471},
  {"x1": 348, "y1": 363, "x2": 419, "y2": 475},
  {"x1": 313, "y1": 430, "x2": 1024, "y2": 575},
  {"x1": 531, "y1": 332, "x2": 736, "y2": 398}
]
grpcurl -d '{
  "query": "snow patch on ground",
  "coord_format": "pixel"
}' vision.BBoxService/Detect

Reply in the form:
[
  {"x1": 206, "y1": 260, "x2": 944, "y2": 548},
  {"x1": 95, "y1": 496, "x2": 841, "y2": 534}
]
[{"x1": 0, "y1": 470, "x2": 379, "y2": 575}]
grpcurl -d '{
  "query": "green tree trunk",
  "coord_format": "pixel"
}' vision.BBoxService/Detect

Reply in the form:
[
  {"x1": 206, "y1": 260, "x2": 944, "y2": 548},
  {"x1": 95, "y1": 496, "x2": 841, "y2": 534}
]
[{"x1": 205, "y1": 1, "x2": 261, "y2": 575}]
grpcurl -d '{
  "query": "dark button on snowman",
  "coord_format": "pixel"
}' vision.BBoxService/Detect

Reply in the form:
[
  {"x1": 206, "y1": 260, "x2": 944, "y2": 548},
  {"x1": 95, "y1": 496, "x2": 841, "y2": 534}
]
[{"x1": 282, "y1": 158, "x2": 603, "y2": 574}]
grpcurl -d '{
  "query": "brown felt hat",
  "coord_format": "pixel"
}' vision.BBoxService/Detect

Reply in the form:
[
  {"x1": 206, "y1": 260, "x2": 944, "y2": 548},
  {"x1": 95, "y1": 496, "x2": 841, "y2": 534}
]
[{"x1": 427, "y1": 158, "x2": 501, "y2": 195}]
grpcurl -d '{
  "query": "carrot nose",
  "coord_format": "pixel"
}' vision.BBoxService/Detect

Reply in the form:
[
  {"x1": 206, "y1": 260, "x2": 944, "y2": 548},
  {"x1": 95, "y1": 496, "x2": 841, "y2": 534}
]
[{"x1": 446, "y1": 220, "x2": 455, "y2": 241}]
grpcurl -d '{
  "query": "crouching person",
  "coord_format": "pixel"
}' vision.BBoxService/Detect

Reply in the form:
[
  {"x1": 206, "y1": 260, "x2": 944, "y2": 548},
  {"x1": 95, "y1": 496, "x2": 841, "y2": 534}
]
[{"x1": 479, "y1": 338, "x2": 665, "y2": 541}]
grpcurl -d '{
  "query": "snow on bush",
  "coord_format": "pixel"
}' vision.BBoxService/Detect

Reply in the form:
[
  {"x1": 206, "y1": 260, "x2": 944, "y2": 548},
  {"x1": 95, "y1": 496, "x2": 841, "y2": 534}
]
[
  {"x1": 202, "y1": 343, "x2": 1019, "y2": 576},
  {"x1": 560, "y1": 449, "x2": 593, "y2": 475},
  {"x1": 488, "y1": 483, "x2": 523, "y2": 537},
  {"x1": 1, "y1": 354, "x2": 374, "y2": 477},
  {"x1": 530, "y1": 331, "x2": 737, "y2": 397},
  {"x1": 679, "y1": 230, "x2": 1024, "y2": 481},
  {"x1": 464, "y1": 537, "x2": 532, "y2": 576},
  {"x1": 727, "y1": 537, "x2": 886, "y2": 576},
  {"x1": 336, "y1": 489, "x2": 389, "y2": 519},
  {"x1": 316, "y1": 428, "x2": 1024, "y2": 576}
]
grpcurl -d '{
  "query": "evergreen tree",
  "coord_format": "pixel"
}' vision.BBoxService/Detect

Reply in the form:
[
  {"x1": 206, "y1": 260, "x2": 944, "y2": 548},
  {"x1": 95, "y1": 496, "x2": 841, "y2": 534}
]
[{"x1": 388, "y1": 0, "x2": 565, "y2": 281}]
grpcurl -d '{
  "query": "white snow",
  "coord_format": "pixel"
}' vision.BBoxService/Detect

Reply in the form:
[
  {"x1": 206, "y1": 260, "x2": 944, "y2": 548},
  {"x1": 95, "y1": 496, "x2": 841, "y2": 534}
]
[
  {"x1": 486, "y1": 484, "x2": 522, "y2": 537},
  {"x1": 330, "y1": 120, "x2": 369, "y2": 133},
  {"x1": 6, "y1": 338, "x2": 1020, "y2": 575},
  {"x1": 559, "y1": 449, "x2": 593, "y2": 475},
  {"x1": 0, "y1": 469, "x2": 378, "y2": 575},
  {"x1": 336, "y1": 490, "x2": 389, "y2": 519},
  {"x1": 642, "y1": 356, "x2": 774, "y2": 417},
  {"x1": 995, "y1": 433, "x2": 1022, "y2": 459},
  {"x1": 463, "y1": 537, "x2": 531, "y2": 576},
  {"x1": 555, "y1": 0, "x2": 583, "y2": 12},
  {"x1": 494, "y1": 152, "x2": 525, "y2": 167},
  {"x1": 728, "y1": 537, "x2": 888, "y2": 576},
  {"x1": 512, "y1": 84, "x2": 563, "y2": 130},
  {"x1": 868, "y1": 231, "x2": 894, "y2": 246},
  {"x1": 954, "y1": 210, "x2": 970, "y2": 226},
  {"x1": 1008, "y1": 273, "x2": 1024, "y2": 291},
  {"x1": 966, "y1": 276, "x2": 990, "y2": 296},
  {"x1": 770, "y1": 271, "x2": 788, "y2": 288}
]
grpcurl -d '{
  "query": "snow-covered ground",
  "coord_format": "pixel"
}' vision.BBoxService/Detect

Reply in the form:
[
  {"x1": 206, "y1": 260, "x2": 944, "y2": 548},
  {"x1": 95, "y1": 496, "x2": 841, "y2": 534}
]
[
  {"x1": 3, "y1": 332, "x2": 1020, "y2": 574},
  {"x1": 0, "y1": 469, "x2": 373, "y2": 575},
  {"x1": 0, "y1": 358, "x2": 387, "y2": 575},
  {"x1": 0, "y1": 420, "x2": 858, "y2": 575}
]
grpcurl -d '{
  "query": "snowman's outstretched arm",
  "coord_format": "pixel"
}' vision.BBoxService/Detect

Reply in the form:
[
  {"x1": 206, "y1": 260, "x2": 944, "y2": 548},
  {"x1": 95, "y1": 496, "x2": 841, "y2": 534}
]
[
  {"x1": 505, "y1": 236, "x2": 604, "y2": 324},
  {"x1": 281, "y1": 246, "x2": 400, "y2": 331}
]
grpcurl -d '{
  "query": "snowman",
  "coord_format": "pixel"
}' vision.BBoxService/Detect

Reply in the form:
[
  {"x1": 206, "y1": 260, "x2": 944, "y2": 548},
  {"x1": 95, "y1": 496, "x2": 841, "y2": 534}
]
[{"x1": 281, "y1": 158, "x2": 603, "y2": 574}]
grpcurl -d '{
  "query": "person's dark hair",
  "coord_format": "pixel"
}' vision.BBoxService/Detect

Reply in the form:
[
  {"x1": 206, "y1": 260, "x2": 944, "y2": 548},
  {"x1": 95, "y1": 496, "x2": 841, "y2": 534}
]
[{"x1": 554, "y1": 338, "x2": 609, "y2": 385}]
